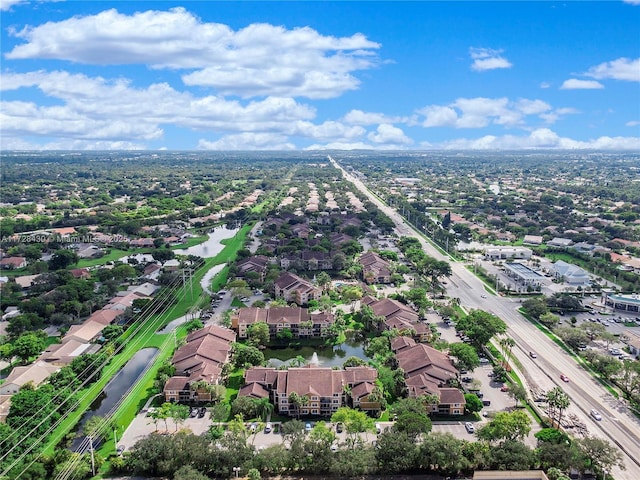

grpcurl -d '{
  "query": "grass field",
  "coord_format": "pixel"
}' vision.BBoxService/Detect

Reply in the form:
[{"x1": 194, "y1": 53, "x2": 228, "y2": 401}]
[{"x1": 76, "y1": 249, "x2": 134, "y2": 268}]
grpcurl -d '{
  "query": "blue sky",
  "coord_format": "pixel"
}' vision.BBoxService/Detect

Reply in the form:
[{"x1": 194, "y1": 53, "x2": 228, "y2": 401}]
[{"x1": 1, "y1": 0, "x2": 639, "y2": 150}]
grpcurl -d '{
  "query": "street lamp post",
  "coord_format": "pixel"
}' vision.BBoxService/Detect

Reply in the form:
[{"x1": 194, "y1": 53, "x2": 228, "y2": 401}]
[{"x1": 233, "y1": 467, "x2": 241, "y2": 478}]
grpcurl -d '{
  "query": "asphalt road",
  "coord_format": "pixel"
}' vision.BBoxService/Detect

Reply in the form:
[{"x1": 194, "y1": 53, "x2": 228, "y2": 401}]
[{"x1": 330, "y1": 156, "x2": 640, "y2": 480}]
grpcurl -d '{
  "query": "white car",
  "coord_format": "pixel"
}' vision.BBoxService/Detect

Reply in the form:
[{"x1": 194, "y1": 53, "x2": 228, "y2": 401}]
[
  {"x1": 465, "y1": 422, "x2": 475, "y2": 433},
  {"x1": 480, "y1": 294, "x2": 487, "y2": 298},
  {"x1": 590, "y1": 409, "x2": 602, "y2": 421},
  {"x1": 264, "y1": 422, "x2": 272, "y2": 433}
]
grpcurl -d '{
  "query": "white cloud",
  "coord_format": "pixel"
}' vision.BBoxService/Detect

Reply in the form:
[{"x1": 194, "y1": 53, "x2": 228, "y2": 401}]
[
  {"x1": 437, "y1": 128, "x2": 640, "y2": 150},
  {"x1": 6, "y1": 7, "x2": 380, "y2": 98},
  {"x1": 418, "y1": 97, "x2": 554, "y2": 129},
  {"x1": 626, "y1": 120, "x2": 640, "y2": 127},
  {"x1": 342, "y1": 110, "x2": 406, "y2": 125},
  {"x1": 469, "y1": 47, "x2": 512, "y2": 71},
  {"x1": 0, "y1": 71, "x2": 319, "y2": 143},
  {"x1": 421, "y1": 106, "x2": 458, "y2": 127},
  {"x1": 539, "y1": 82, "x2": 551, "y2": 89},
  {"x1": 539, "y1": 107, "x2": 580, "y2": 124},
  {"x1": 198, "y1": 133, "x2": 295, "y2": 150},
  {"x1": 623, "y1": 1, "x2": 640, "y2": 5},
  {"x1": 367, "y1": 124, "x2": 413, "y2": 145},
  {"x1": 560, "y1": 79, "x2": 605, "y2": 90},
  {"x1": 584, "y1": 57, "x2": 640, "y2": 82},
  {"x1": 0, "y1": 0, "x2": 24, "y2": 10}
]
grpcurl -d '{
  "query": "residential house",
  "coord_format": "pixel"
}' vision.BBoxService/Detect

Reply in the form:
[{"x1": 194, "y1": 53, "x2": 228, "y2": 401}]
[
  {"x1": 164, "y1": 325, "x2": 236, "y2": 403},
  {"x1": 130, "y1": 238, "x2": 155, "y2": 248},
  {"x1": 13, "y1": 274, "x2": 41, "y2": 290},
  {"x1": 0, "y1": 361, "x2": 60, "y2": 395},
  {"x1": 0, "y1": 257, "x2": 27, "y2": 270},
  {"x1": 390, "y1": 337, "x2": 464, "y2": 415},
  {"x1": 359, "y1": 251, "x2": 392, "y2": 284},
  {"x1": 547, "y1": 237, "x2": 573, "y2": 248},
  {"x1": 239, "y1": 365, "x2": 380, "y2": 417},
  {"x1": 236, "y1": 255, "x2": 270, "y2": 281},
  {"x1": 522, "y1": 235, "x2": 543, "y2": 246},
  {"x1": 231, "y1": 307, "x2": 335, "y2": 339},
  {"x1": 273, "y1": 272, "x2": 322, "y2": 305},
  {"x1": 280, "y1": 250, "x2": 333, "y2": 271},
  {"x1": 41, "y1": 338, "x2": 101, "y2": 366},
  {"x1": 69, "y1": 268, "x2": 91, "y2": 279},
  {"x1": 361, "y1": 296, "x2": 431, "y2": 342}
]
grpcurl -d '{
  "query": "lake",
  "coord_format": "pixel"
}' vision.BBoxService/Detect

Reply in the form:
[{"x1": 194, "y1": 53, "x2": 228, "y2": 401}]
[{"x1": 264, "y1": 332, "x2": 369, "y2": 368}]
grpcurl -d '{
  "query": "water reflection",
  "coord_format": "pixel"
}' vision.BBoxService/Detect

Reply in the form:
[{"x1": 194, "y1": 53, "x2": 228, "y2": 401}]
[{"x1": 264, "y1": 333, "x2": 369, "y2": 368}]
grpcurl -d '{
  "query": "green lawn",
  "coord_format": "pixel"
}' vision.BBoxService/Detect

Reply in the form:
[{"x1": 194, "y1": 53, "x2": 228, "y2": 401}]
[
  {"x1": 170, "y1": 235, "x2": 208, "y2": 250},
  {"x1": 76, "y1": 249, "x2": 134, "y2": 268}
]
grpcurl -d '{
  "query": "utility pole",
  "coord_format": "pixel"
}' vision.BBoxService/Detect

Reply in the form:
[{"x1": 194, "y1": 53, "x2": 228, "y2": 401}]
[{"x1": 89, "y1": 435, "x2": 95, "y2": 477}]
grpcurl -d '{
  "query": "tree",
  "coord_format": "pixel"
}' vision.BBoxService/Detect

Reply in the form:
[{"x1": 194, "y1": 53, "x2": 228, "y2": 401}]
[
  {"x1": 521, "y1": 297, "x2": 548, "y2": 320},
  {"x1": 574, "y1": 436, "x2": 625, "y2": 476},
  {"x1": 252, "y1": 396, "x2": 274, "y2": 421},
  {"x1": 288, "y1": 392, "x2": 309, "y2": 419},
  {"x1": 579, "y1": 322, "x2": 606, "y2": 341},
  {"x1": 448, "y1": 342, "x2": 480, "y2": 371},
  {"x1": 499, "y1": 336, "x2": 516, "y2": 366},
  {"x1": 489, "y1": 439, "x2": 536, "y2": 470},
  {"x1": 246, "y1": 322, "x2": 270, "y2": 347},
  {"x1": 507, "y1": 383, "x2": 528, "y2": 407},
  {"x1": 174, "y1": 465, "x2": 210, "y2": 480},
  {"x1": 316, "y1": 271, "x2": 332, "y2": 292},
  {"x1": 233, "y1": 343, "x2": 265, "y2": 368},
  {"x1": 330, "y1": 407, "x2": 374, "y2": 449},
  {"x1": 343, "y1": 356, "x2": 367, "y2": 368},
  {"x1": 341, "y1": 285, "x2": 363, "y2": 310},
  {"x1": 420, "y1": 432, "x2": 469, "y2": 475},
  {"x1": 539, "y1": 312, "x2": 560, "y2": 329},
  {"x1": 169, "y1": 403, "x2": 190, "y2": 431},
  {"x1": 12, "y1": 331, "x2": 46, "y2": 364},
  {"x1": 456, "y1": 309, "x2": 506, "y2": 346},
  {"x1": 232, "y1": 395, "x2": 258, "y2": 419},
  {"x1": 476, "y1": 410, "x2": 531, "y2": 442},
  {"x1": 393, "y1": 411, "x2": 432, "y2": 438},
  {"x1": 365, "y1": 336, "x2": 391, "y2": 358},
  {"x1": 151, "y1": 248, "x2": 175, "y2": 263},
  {"x1": 464, "y1": 393, "x2": 483, "y2": 414},
  {"x1": 546, "y1": 386, "x2": 570, "y2": 428},
  {"x1": 375, "y1": 430, "x2": 418, "y2": 473},
  {"x1": 48, "y1": 249, "x2": 78, "y2": 270}
]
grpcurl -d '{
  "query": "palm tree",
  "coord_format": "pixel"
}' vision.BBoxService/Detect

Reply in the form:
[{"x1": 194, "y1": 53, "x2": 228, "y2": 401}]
[
  {"x1": 547, "y1": 386, "x2": 570, "y2": 428},
  {"x1": 253, "y1": 397, "x2": 274, "y2": 421}
]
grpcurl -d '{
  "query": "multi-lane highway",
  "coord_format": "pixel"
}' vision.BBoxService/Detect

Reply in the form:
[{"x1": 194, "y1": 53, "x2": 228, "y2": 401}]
[{"x1": 330, "y1": 156, "x2": 640, "y2": 479}]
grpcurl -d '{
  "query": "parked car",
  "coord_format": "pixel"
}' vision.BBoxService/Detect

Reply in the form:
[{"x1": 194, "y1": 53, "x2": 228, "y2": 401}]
[
  {"x1": 198, "y1": 407, "x2": 207, "y2": 418},
  {"x1": 462, "y1": 376, "x2": 473, "y2": 383},
  {"x1": 482, "y1": 400, "x2": 491, "y2": 406},
  {"x1": 479, "y1": 358, "x2": 490, "y2": 364},
  {"x1": 265, "y1": 422, "x2": 272, "y2": 433},
  {"x1": 305, "y1": 422, "x2": 312, "y2": 433},
  {"x1": 336, "y1": 422, "x2": 343, "y2": 433},
  {"x1": 500, "y1": 384, "x2": 509, "y2": 392},
  {"x1": 590, "y1": 409, "x2": 602, "y2": 421},
  {"x1": 250, "y1": 422, "x2": 257, "y2": 433},
  {"x1": 560, "y1": 374, "x2": 570, "y2": 382},
  {"x1": 190, "y1": 407, "x2": 198, "y2": 418},
  {"x1": 116, "y1": 445, "x2": 125, "y2": 456},
  {"x1": 376, "y1": 423, "x2": 382, "y2": 434},
  {"x1": 465, "y1": 422, "x2": 475, "y2": 433}
]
